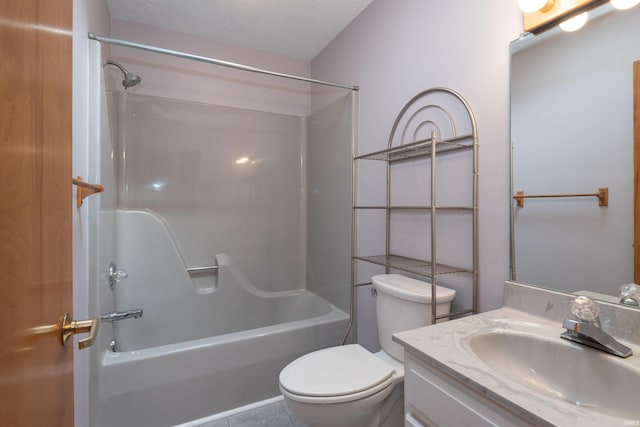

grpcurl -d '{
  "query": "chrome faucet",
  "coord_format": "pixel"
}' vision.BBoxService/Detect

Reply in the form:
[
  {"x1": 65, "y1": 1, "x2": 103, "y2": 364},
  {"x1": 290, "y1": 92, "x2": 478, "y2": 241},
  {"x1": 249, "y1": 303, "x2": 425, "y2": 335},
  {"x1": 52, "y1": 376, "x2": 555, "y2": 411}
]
[
  {"x1": 100, "y1": 309, "x2": 143, "y2": 322},
  {"x1": 619, "y1": 283, "x2": 640, "y2": 307},
  {"x1": 560, "y1": 296, "x2": 632, "y2": 358}
]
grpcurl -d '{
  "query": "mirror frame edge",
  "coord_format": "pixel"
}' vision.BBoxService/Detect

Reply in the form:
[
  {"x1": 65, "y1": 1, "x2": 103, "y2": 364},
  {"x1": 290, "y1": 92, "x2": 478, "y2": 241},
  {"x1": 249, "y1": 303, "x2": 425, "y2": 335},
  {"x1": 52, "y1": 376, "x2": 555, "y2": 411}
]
[{"x1": 634, "y1": 60, "x2": 639, "y2": 284}]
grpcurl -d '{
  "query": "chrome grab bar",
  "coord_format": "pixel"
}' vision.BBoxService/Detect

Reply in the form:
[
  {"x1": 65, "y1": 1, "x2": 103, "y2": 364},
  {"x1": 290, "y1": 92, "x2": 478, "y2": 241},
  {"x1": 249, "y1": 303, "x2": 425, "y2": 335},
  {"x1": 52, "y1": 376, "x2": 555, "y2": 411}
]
[{"x1": 186, "y1": 265, "x2": 218, "y2": 274}]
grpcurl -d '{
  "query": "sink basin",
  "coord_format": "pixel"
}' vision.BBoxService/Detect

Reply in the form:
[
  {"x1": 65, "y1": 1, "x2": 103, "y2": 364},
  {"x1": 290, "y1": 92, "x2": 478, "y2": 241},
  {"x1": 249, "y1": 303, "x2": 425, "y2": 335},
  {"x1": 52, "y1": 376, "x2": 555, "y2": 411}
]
[{"x1": 468, "y1": 330, "x2": 640, "y2": 419}]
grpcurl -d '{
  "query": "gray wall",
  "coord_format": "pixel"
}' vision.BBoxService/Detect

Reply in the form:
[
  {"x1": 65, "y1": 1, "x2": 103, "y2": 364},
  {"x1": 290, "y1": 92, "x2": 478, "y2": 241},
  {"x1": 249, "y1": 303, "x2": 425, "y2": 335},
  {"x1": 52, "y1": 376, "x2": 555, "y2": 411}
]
[{"x1": 311, "y1": 0, "x2": 523, "y2": 349}]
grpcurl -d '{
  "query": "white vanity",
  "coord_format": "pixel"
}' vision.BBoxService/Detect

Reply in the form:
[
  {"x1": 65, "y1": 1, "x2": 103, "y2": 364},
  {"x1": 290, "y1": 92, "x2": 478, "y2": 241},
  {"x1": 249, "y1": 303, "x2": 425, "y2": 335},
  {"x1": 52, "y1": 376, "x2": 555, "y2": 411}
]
[{"x1": 394, "y1": 282, "x2": 640, "y2": 427}]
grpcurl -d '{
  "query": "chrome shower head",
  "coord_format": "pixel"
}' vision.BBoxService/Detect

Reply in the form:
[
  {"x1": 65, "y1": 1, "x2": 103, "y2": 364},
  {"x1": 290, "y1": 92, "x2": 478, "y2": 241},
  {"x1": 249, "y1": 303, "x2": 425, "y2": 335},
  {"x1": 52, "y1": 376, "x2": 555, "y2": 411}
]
[
  {"x1": 122, "y1": 72, "x2": 142, "y2": 89},
  {"x1": 105, "y1": 59, "x2": 142, "y2": 89}
]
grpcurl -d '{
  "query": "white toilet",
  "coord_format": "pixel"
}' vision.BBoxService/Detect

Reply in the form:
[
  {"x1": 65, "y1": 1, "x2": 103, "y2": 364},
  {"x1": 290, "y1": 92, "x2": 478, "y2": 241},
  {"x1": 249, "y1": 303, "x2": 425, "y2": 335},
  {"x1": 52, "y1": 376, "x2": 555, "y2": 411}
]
[{"x1": 279, "y1": 274, "x2": 456, "y2": 427}]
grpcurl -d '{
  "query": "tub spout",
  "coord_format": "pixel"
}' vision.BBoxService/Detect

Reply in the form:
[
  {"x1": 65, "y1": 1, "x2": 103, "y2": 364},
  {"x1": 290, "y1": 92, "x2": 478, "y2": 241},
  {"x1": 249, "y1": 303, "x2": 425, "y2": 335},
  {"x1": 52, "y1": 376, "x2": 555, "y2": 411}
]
[{"x1": 101, "y1": 309, "x2": 143, "y2": 322}]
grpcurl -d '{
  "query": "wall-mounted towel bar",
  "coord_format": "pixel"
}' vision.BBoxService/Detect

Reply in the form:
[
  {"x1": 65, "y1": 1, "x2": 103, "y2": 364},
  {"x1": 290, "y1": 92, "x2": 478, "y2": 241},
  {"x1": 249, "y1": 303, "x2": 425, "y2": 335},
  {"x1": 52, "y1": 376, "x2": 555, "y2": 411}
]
[
  {"x1": 73, "y1": 176, "x2": 105, "y2": 207},
  {"x1": 513, "y1": 187, "x2": 608, "y2": 207},
  {"x1": 186, "y1": 265, "x2": 219, "y2": 274}
]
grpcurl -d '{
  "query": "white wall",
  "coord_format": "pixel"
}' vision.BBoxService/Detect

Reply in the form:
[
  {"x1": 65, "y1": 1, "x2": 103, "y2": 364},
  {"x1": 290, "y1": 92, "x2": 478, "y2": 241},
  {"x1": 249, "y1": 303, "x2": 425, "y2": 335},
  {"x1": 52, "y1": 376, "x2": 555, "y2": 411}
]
[
  {"x1": 311, "y1": 0, "x2": 523, "y2": 349},
  {"x1": 72, "y1": 1, "x2": 111, "y2": 426}
]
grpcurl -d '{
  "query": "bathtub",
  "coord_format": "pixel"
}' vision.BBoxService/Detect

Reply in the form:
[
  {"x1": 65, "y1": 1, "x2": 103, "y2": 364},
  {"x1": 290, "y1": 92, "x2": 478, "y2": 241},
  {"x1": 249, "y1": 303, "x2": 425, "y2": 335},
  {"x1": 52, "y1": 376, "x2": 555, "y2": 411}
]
[
  {"x1": 95, "y1": 210, "x2": 349, "y2": 426},
  {"x1": 96, "y1": 295, "x2": 347, "y2": 426}
]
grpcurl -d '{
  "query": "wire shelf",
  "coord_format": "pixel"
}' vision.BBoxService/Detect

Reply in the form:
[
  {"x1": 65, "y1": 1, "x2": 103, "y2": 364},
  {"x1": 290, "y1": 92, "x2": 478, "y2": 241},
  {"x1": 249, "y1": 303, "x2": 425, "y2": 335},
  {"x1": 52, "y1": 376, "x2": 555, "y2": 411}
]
[
  {"x1": 353, "y1": 205, "x2": 474, "y2": 211},
  {"x1": 355, "y1": 133, "x2": 474, "y2": 162},
  {"x1": 354, "y1": 254, "x2": 471, "y2": 278},
  {"x1": 349, "y1": 87, "x2": 479, "y2": 338}
]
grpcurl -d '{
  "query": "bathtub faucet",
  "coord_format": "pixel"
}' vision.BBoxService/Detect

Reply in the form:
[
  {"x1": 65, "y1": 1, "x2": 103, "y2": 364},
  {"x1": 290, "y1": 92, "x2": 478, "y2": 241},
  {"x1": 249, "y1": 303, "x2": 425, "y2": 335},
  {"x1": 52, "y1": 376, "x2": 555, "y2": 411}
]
[
  {"x1": 108, "y1": 261, "x2": 128, "y2": 290},
  {"x1": 101, "y1": 309, "x2": 143, "y2": 322}
]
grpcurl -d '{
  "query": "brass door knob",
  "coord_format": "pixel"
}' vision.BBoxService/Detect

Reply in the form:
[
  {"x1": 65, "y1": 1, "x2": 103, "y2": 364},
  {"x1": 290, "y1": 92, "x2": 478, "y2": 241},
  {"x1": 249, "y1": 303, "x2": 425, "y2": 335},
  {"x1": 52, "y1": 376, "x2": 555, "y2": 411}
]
[{"x1": 60, "y1": 312, "x2": 99, "y2": 349}]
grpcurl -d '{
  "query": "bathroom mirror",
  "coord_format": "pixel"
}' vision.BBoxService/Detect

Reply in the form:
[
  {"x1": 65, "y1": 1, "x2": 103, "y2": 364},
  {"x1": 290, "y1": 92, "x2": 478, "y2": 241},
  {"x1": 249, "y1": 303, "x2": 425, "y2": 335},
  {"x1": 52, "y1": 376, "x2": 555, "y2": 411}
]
[{"x1": 510, "y1": 4, "x2": 640, "y2": 303}]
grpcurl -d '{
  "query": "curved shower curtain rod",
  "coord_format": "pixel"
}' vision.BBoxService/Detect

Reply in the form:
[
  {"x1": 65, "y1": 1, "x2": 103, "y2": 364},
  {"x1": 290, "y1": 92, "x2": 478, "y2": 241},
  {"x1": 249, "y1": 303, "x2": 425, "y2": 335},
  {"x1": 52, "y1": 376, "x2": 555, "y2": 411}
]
[{"x1": 88, "y1": 33, "x2": 359, "y2": 91}]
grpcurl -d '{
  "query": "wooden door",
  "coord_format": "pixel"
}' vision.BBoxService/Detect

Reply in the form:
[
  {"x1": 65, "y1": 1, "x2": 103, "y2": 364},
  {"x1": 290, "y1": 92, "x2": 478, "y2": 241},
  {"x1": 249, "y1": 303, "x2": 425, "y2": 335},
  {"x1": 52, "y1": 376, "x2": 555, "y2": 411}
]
[
  {"x1": 635, "y1": 60, "x2": 640, "y2": 284},
  {"x1": 0, "y1": 0, "x2": 74, "y2": 425}
]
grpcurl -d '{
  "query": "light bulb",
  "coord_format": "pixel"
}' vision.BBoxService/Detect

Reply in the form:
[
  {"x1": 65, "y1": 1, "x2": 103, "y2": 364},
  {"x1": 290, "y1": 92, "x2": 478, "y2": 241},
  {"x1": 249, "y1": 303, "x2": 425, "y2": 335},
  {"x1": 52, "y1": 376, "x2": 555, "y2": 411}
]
[
  {"x1": 518, "y1": 0, "x2": 548, "y2": 13},
  {"x1": 559, "y1": 12, "x2": 588, "y2": 31},
  {"x1": 610, "y1": 0, "x2": 640, "y2": 9}
]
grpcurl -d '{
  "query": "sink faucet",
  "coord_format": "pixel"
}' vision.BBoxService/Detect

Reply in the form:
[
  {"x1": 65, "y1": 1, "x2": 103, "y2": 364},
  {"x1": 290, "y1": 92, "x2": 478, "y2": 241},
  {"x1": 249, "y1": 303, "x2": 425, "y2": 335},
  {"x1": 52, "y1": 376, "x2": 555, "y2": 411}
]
[
  {"x1": 560, "y1": 296, "x2": 632, "y2": 358},
  {"x1": 619, "y1": 283, "x2": 640, "y2": 307},
  {"x1": 100, "y1": 309, "x2": 143, "y2": 322}
]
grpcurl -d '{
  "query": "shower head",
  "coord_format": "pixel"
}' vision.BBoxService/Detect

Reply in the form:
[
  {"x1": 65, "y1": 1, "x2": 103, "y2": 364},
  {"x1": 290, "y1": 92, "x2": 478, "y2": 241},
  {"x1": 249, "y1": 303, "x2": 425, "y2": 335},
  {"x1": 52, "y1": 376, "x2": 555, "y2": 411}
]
[{"x1": 104, "y1": 59, "x2": 142, "y2": 89}]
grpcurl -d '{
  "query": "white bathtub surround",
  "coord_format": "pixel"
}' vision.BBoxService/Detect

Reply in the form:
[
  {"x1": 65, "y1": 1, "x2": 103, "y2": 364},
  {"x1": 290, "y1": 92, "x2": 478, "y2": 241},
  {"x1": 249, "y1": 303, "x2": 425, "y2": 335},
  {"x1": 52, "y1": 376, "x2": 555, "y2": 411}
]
[
  {"x1": 94, "y1": 87, "x2": 354, "y2": 426},
  {"x1": 96, "y1": 216, "x2": 348, "y2": 425},
  {"x1": 394, "y1": 282, "x2": 640, "y2": 427},
  {"x1": 96, "y1": 212, "x2": 348, "y2": 425},
  {"x1": 110, "y1": 209, "x2": 339, "y2": 349}
]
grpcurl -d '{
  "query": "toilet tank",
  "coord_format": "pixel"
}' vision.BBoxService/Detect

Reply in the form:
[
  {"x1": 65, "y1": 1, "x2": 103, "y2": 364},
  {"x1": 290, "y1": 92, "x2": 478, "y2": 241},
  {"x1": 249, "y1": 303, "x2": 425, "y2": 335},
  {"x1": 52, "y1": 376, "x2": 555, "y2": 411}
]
[{"x1": 372, "y1": 274, "x2": 456, "y2": 361}]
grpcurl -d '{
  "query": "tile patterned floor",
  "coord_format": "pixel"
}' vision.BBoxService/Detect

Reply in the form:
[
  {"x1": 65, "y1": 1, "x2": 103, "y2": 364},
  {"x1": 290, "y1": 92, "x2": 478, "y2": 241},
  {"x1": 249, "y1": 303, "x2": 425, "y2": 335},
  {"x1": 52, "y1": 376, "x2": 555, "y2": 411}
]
[{"x1": 195, "y1": 400, "x2": 310, "y2": 427}]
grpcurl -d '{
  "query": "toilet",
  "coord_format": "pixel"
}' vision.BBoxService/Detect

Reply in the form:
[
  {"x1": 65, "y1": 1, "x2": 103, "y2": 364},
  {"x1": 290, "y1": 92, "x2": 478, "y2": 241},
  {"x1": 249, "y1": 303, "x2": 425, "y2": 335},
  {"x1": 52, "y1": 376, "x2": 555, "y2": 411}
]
[{"x1": 279, "y1": 274, "x2": 456, "y2": 427}]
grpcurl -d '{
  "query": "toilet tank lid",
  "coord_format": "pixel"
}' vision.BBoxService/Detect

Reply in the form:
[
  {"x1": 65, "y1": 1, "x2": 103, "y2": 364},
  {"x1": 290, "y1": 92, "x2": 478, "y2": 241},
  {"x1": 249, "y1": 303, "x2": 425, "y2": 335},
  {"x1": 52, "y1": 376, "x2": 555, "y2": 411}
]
[{"x1": 372, "y1": 274, "x2": 456, "y2": 303}]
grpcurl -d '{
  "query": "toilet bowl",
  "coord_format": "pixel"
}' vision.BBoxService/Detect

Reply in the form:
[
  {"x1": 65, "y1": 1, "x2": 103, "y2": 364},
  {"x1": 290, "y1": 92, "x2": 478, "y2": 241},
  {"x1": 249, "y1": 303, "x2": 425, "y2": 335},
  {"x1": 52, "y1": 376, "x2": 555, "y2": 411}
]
[{"x1": 279, "y1": 274, "x2": 456, "y2": 427}]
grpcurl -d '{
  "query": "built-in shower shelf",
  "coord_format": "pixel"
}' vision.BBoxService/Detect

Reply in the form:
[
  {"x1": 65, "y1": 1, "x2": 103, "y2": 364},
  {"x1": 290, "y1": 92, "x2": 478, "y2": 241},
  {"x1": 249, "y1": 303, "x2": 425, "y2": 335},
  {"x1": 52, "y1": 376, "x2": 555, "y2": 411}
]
[
  {"x1": 354, "y1": 254, "x2": 471, "y2": 279},
  {"x1": 355, "y1": 133, "x2": 474, "y2": 162}
]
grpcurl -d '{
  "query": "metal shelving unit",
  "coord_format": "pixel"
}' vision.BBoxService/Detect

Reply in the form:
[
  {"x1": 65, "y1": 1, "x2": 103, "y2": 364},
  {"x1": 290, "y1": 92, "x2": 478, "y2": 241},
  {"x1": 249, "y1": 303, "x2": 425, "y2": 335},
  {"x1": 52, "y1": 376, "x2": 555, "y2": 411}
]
[{"x1": 351, "y1": 87, "x2": 478, "y2": 326}]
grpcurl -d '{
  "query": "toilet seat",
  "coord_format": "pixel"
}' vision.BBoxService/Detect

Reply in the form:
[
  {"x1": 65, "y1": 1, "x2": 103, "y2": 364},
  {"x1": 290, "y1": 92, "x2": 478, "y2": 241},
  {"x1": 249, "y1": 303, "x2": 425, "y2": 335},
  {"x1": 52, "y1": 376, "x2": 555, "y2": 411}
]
[{"x1": 279, "y1": 344, "x2": 396, "y2": 404}]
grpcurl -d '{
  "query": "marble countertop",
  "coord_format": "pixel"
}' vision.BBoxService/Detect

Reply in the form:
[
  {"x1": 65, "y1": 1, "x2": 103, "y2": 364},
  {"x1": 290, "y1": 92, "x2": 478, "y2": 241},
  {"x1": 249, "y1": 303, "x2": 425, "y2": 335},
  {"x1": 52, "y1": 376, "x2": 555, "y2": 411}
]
[{"x1": 393, "y1": 305, "x2": 640, "y2": 427}]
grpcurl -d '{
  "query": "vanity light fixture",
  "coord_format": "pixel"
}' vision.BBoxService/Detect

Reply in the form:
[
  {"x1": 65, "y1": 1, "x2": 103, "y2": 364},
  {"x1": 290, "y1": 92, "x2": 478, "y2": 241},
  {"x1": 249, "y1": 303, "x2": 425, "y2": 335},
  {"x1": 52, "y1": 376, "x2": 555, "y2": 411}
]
[
  {"x1": 518, "y1": 0, "x2": 556, "y2": 12},
  {"x1": 610, "y1": 0, "x2": 640, "y2": 9},
  {"x1": 559, "y1": 11, "x2": 589, "y2": 30},
  {"x1": 522, "y1": 0, "x2": 608, "y2": 34},
  {"x1": 555, "y1": 0, "x2": 640, "y2": 31}
]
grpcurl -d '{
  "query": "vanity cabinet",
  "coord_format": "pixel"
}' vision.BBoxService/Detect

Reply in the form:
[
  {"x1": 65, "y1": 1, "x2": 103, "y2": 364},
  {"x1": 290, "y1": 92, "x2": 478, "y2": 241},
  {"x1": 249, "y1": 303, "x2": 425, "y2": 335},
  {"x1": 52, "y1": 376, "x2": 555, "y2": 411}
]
[
  {"x1": 352, "y1": 88, "x2": 478, "y2": 323},
  {"x1": 404, "y1": 352, "x2": 535, "y2": 427}
]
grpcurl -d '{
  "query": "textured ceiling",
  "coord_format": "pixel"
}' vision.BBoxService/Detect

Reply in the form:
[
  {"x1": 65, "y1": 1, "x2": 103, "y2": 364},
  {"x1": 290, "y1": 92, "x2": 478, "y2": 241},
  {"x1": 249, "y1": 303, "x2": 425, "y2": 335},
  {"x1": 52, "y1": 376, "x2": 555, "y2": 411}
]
[{"x1": 106, "y1": 0, "x2": 375, "y2": 60}]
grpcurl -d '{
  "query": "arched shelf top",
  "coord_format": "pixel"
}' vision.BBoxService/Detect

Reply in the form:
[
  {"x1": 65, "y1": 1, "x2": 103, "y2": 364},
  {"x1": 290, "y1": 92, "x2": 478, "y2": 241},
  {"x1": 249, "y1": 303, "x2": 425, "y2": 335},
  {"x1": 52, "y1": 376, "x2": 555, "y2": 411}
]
[{"x1": 356, "y1": 87, "x2": 477, "y2": 162}]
